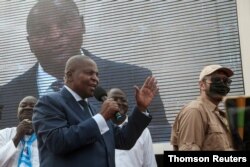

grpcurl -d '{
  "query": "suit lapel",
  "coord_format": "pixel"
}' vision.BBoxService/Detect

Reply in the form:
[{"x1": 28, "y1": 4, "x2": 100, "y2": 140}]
[
  {"x1": 60, "y1": 88, "x2": 92, "y2": 120},
  {"x1": 23, "y1": 63, "x2": 39, "y2": 98},
  {"x1": 60, "y1": 86, "x2": 113, "y2": 166},
  {"x1": 88, "y1": 104, "x2": 98, "y2": 116}
]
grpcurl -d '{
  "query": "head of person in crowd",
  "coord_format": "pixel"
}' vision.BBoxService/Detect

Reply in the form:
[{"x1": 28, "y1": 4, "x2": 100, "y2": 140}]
[
  {"x1": 199, "y1": 64, "x2": 234, "y2": 105},
  {"x1": 17, "y1": 96, "x2": 37, "y2": 134},
  {"x1": 26, "y1": 0, "x2": 85, "y2": 79},
  {"x1": 18, "y1": 96, "x2": 37, "y2": 122},
  {"x1": 13, "y1": 96, "x2": 37, "y2": 147},
  {"x1": 64, "y1": 55, "x2": 99, "y2": 99},
  {"x1": 107, "y1": 88, "x2": 129, "y2": 125}
]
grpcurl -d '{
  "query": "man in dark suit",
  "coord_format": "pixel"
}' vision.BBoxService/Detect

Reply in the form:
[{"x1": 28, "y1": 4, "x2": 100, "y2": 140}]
[
  {"x1": 32, "y1": 55, "x2": 158, "y2": 167},
  {"x1": 0, "y1": 0, "x2": 170, "y2": 141}
]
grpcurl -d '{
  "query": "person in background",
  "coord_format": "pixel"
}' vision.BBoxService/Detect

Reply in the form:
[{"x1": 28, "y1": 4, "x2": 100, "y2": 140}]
[
  {"x1": 107, "y1": 88, "x2": 157, "y2": 167},
  {"x1": 32, "y1": 55, "x2": 159, "y2": 167},
  {"x1": 0, "y1": 96, "x2": 39, "y2": 167},
  {"x1": 171, "y1": 64, "x2": 234, "y2": 150}
]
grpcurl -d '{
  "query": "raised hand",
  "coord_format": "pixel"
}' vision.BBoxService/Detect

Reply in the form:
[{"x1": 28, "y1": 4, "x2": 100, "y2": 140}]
[{"x1": 134, "y1": 76, "x2": 159, "y2": 112}]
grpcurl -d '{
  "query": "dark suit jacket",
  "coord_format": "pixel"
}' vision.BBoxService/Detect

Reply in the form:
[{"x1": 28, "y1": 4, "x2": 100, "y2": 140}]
[
  {"x1": 0, "y1": 49, "x2": 170, "y2": 142},
  {"x1": 32, "y1": 87, "x2": 151, "y2": 167},
  {"x1": 0, "y1": 63, "x2": 39, "y2": 127}
]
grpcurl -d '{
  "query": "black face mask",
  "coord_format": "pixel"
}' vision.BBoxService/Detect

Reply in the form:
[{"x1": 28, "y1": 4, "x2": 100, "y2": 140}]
[{"x1": 209, "y1": 82, "x2": 230, "y2": 96}]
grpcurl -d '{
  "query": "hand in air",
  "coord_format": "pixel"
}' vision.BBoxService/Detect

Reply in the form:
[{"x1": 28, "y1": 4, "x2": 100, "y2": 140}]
[{"x1": 134, "y1": 76, "x2": 159, "y2": 112}]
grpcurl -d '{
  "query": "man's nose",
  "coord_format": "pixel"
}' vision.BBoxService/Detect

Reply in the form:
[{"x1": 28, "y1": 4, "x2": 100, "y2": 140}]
[{"x1": 92, "y1": 74, "x2": 99, "y2": 83}]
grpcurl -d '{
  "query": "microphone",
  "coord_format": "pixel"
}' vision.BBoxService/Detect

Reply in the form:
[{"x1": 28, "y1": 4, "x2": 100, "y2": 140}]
[{"x1": 94, "y1": 86, "x2": 124, "y2": 121}]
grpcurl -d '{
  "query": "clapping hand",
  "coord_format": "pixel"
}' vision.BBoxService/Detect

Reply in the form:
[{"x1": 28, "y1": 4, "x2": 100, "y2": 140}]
[{"x1": 13, "y1": 119, "x2": 33, "y2": 147}]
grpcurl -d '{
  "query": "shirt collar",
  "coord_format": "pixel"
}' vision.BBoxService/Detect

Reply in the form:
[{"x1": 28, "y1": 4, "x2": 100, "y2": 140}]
[
  {"x1": 198, "y1": 96, "x2": 217, "y2": 113},
  {"x1": 64, "y1": 85, "x2": 88, "y2": 102},
  {"x1": 37, "y1": 63, "x2": 57, "y2": 97}
]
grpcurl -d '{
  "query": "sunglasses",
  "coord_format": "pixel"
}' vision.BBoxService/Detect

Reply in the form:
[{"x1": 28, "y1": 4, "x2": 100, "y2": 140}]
[{"x1": 210, "y1": 76, "x2": 232, "y2": 86}]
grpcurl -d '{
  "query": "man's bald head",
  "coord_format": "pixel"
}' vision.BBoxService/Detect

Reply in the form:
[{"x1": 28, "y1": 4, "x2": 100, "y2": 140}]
[
  {"x1": 64, "y1": 55, "x2": 97, "y2": 82},
  {"x1": 64, "y1": 55, "x2": 99, "y2": 98},
  {"x1": 65, "y1": 55, "x2": 91, "y2": 73},
  {"x1": 108, "y1": 88, "x2": 127, "y2": 99},
  {"x1": 18, "y1": 96, "x2": 37, "y2": 106}
]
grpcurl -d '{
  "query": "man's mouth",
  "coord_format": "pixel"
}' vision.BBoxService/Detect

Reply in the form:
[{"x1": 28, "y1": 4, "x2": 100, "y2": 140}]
[
  {"x1": 19, "y1": 109, "x2": 33, "y2": 119},
  {"x1": 89, "y1": 85, "x2": 97, "y2": 92}
]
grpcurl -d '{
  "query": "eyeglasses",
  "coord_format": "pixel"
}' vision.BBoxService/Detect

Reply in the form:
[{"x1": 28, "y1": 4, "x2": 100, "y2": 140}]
[{"x1": 210, "y1": 76, "x2": 232, "y2": 86}]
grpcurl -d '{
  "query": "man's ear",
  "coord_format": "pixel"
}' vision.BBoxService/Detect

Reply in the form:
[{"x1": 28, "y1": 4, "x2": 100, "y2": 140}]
[
  {"x1": 199, "y1": 81, "x2": 206, "y2": 91},
  {"x1": 80, "y1": 15, "x2": 86, "y2": 34},
  {"x1": 66, "y1": 70, "x2": 73, "y2": 82}
]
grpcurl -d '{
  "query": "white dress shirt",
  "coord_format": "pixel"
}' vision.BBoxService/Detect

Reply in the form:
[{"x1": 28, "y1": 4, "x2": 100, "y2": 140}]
[
  {"x1": 115, "y1": 119, "x2": 157, "y2": 167},
  {"x1": 37, "y1": 63, "x2": 57, "y2": 97},
  {"x1": 0, "y1": 127, "x2": 39, "y2": 167}
]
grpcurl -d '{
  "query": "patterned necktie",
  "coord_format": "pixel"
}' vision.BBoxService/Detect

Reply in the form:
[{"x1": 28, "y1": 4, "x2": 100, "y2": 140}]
[
  {"x1": 79, "y1": 100, "x2": 92, "y2": 117},
  {"x1": 50, "y1": 80, "x2": 64, "y2": 92},
  {"x1": 18, "y1": 133, "x2": 36, "y2": 167}
]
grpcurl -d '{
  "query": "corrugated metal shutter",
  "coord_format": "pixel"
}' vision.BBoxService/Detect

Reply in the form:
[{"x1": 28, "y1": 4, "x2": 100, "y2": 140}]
[{"x1": 0, "y1": 0, "x2": 244, "y2": 143}]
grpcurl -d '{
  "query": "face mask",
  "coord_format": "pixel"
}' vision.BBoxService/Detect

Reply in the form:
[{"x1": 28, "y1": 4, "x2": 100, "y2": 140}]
[{"x1": 209, "y1": 82, "x2": 230, "y2": 96}]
